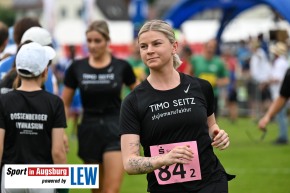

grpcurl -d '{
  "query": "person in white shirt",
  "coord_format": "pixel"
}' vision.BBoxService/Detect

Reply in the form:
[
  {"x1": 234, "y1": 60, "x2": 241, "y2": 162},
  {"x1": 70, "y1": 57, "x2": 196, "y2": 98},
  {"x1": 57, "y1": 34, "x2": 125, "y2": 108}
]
[
  {"x1": 267, "y1": 42, "x2": 289, "y2": 144},
  {"x1": 249, "y1": 40, "x2": 272, "y2": 119}
]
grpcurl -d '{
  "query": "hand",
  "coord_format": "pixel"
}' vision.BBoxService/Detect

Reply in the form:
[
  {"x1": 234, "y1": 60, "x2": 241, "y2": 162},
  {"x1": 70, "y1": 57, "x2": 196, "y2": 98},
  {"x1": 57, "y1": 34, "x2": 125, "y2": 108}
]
[
  {"x1": 63, "y1": 133, "x2": 69, "y2": 153},
  {"x1": 162, "y1": 145, "x2": 193, "y2": 166},
  {"x1": 211, "y1": 130, "x2": 230, "y2": 150},
  {"x1": 258, "y1": 116, "x2": 269, "y2": 131}
]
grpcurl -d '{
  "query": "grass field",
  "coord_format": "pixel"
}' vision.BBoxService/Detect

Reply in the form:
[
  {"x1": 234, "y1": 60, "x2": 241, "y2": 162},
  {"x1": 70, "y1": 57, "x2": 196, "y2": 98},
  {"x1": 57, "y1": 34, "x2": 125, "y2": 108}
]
[{"x1": 66, "y1": 117, "x2": 290, "y2": 193}]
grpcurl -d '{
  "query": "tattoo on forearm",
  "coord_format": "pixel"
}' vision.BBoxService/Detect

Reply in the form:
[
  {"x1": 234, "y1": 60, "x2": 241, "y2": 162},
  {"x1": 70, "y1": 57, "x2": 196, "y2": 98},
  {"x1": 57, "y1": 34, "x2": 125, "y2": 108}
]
[
  {"x1": 128, "y1": 140, "x2": 162, "y2": 174},
  {"x1": 129, "y1": 140, "x2": 140, "y2": 156},
  {"x1": 128, "y1": 156, "x2": 160, "y2": 174}
]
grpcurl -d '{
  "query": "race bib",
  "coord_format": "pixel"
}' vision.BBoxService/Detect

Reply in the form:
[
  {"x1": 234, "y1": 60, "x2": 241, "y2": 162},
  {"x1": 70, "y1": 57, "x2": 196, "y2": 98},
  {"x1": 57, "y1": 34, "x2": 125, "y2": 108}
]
[{"x1": 150, "y1": 141, "x2": 201, "y2": 185}]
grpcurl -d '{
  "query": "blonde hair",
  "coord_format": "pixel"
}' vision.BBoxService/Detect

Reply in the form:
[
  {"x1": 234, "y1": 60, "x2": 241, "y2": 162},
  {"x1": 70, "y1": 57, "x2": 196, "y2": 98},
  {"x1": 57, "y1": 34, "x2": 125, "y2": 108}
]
[
  {"x1": 138, "y1": 20, "x2": 182, "y2": 69},
  {"x1": 86, "y1": 20, "x2": 110, "y2": 41}
]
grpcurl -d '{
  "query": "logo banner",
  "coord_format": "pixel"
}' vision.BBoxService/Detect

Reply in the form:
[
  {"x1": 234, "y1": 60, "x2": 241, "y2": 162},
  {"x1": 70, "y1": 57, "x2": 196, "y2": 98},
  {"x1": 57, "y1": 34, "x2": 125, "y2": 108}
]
[{"x1": 4, "y1": 164, "x2": 99, "y2": 189}]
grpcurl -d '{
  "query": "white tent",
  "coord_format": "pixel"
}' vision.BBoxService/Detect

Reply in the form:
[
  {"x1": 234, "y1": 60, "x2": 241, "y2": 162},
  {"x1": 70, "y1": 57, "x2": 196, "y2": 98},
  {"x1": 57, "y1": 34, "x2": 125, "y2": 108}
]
[
  {"x1": 53, "y1": 20, "x2": 133, "y2": 45},
  {"x1": 53, "y1": 19, "x2": 290, "y2": 45},
  {"x1": 182, "y1": 19, "x2": 290, "y2": 43}
]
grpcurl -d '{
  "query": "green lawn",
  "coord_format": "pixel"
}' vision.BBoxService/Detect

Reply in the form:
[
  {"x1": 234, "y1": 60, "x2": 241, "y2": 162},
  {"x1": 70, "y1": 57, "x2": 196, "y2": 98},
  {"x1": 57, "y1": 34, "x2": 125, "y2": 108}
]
[{"x1": 66, "y1": 117, "x2": 290, "y2": 193}]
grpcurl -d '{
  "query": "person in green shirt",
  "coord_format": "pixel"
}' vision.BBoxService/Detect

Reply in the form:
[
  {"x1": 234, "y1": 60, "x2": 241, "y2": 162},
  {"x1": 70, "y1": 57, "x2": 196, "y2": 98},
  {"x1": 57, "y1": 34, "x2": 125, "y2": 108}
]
[
  {"x1": 122, "y1": 40, "x2": 147, "y2": 98},
  {"x1": 190, "y1": 39, "x2": 229, "y2": 117}
]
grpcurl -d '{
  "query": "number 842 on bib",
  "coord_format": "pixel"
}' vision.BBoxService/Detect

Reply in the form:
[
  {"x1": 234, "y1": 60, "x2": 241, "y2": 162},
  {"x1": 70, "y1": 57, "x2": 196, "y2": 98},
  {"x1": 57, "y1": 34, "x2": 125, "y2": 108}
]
[{"x1": 150, "y1": 141, "x2": 201, "y2": 185}]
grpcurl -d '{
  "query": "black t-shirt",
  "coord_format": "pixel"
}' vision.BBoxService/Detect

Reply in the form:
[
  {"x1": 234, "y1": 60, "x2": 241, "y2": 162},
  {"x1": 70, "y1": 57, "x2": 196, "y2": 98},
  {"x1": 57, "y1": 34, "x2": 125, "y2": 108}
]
[
  {"x1": 280, "y1": 68, "x2": 290, "y2": 98},
  {"x1": 64, "y1": 56, "x2": 136, "y2": 116},
  {"x1": 120, "y1": 73, "x2": 226, "y2": 192},
  {"x1": 0, "y1": 90, "x2": 66, "y2": 164}
]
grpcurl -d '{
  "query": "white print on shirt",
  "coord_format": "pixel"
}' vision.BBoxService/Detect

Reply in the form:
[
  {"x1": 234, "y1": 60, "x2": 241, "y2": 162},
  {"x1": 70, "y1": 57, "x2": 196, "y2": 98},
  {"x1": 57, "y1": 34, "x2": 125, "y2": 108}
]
[
  {"x1": 152, "y1": 108, "x2": 192, "y2": 120},
  {"x1": 149, "y1": 97, "x2": 196, "y2": 121},
  {"x1": 10, "y1": 113, "x2": 48, "y2": 121},
  {"x1": 149, "y1": 98, "x2": 195, "y2": 112},
  {"x1": 107, "y1": 66, "x2": 114, "y2": 73},
  {"x1": 16, "y1": 121, "x2": 44, "y2": 135},
  {"x1": 184, "y1": 84, "x2": 190, "y2": 93},
  {"x1": 82, "y1": 73, "x2": 115, "y2": 84},
  {"x1": 16, "y1": 122, "x2": 43, "y2": 130},
  {"x1": 10, "y1": 113, "x2": 48, "y2": 135}
]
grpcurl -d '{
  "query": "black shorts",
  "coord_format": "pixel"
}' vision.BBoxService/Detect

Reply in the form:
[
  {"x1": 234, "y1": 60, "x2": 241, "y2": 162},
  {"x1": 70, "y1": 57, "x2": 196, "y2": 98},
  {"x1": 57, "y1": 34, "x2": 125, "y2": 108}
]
[
  {"x1": 77, "y1": 114, "x2": 121, "y2": 163},
  {"x1": 228, "y1": 89, "x2": 237, "y2": 102},
  {"x1": 247, "y1": 81, "x2": 271, "y2": 102},
  {"x1": 260, "y1": 87, "x2": 271, "y2": 101},
  {"x1": 150, "y1": 172, "x2": 230, "y2": 193},
  {"x1": 196, "y1": 174, "x2": 228, "y2": 193}
]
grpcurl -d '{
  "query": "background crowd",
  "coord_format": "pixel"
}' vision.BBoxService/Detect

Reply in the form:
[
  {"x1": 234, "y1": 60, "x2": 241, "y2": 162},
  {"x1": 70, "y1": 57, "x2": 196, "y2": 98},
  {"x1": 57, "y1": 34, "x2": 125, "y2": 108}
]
[
  {"x1": 1, "y1": 14, "x2": 289, "y2": 144},
  {"x1": 0, "y1": 2, "x2": 290, "y2": 192}
]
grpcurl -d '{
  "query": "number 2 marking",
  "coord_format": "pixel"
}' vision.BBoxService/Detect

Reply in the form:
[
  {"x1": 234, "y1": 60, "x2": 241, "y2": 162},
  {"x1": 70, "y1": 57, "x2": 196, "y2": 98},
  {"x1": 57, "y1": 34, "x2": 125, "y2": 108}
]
[{"x1": 190, "y1": 169, "x2": 196, "y2": 177}]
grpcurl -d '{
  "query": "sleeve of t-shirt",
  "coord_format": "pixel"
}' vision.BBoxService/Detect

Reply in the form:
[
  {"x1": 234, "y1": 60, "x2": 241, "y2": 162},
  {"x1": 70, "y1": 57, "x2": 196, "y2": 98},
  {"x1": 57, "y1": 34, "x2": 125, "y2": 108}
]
[
  {"x1": 119, "y1": 91, "x2": 141, "y2": 135},
  {"x1": 122, "y1": 61, "x2": 137, "y2": 86},
  {"x1": 53, "y1": 97, "x2": 67, "y2": 129},
  {"x1": 280, "y1": 68, "x2": 290, "y2": 98},
  {"x1": 198, "y1": 78, "x2": 214, "y2": 116},
  {"x1": 63, "y1": 62, "x2": 78, "y2": 89}
]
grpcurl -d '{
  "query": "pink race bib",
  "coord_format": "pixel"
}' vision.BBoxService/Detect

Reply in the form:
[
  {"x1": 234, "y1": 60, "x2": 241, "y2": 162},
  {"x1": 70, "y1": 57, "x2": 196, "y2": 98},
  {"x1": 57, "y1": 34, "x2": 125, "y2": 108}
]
[{"x1": 150, "y1": 141, "x2": 201, "y2": 185}]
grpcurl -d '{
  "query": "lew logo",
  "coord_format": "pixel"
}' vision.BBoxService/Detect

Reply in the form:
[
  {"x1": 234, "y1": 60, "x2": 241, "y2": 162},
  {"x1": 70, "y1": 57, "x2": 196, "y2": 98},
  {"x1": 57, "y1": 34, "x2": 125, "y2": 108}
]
[{"x1": 71, "y1": 167, "x2": 98, "y2": 186}]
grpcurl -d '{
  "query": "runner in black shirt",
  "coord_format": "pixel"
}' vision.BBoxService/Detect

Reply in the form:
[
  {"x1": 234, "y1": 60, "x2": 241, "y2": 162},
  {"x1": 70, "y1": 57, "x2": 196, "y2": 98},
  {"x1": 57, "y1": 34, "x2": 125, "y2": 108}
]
[
  {"x1": 259, "y1": 68, "x2": 290, "y2": 136},
  {"x1": 0, "y1": 42, "x2": 67, "y2": 193},
  {"x1": 62, "y1": 20, "x2": 138, "y2": 193},
  {"x1": 120, "y1": 20, "x2": 234, "y2": 193}
]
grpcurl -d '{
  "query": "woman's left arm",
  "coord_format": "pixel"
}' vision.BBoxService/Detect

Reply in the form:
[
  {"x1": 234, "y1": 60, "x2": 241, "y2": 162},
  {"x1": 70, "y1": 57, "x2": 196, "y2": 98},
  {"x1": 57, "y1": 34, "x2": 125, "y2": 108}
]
[{"x1": 207, "y1": 114, "x2": 230, "y2": 150}]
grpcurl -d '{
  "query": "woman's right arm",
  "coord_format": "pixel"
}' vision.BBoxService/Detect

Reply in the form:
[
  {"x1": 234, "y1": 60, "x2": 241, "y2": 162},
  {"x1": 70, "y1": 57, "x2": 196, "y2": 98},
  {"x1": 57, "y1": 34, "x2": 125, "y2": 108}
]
[
  {"x1": 121, "y1": 134, "x2": 193, "y2": 175},
  {"x1": 61, "y1": 86, "x2": 75, "y2": 121},
  {"x1": 61, "y1": 86, "x2": 75, "y2": 153}
]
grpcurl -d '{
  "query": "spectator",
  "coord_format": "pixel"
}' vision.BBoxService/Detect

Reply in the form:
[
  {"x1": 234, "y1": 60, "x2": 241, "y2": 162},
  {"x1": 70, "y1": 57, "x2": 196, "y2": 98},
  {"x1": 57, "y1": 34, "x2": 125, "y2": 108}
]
[
  {"x1": 259, "y1": 67, "x2": 290, "y2": 144},
  {"x1": 0, "y1": 27, "x2": 59, "y2": 95},
  {"x1": 258, "y1": 33, "x2": 269, "y2": 59},
  {"x1": 190, "y1": 39, "x2": 229, "y2": 117},
  {"x1": 0, "y1": 17, "x2": 41, "y2": 80},
  {"x1": 177, "y1": 44, "x2": 193, "y2": 75},
  {"x1": 266, "y1": 42, "x2": 289, "y2": 144},
  {"x1": 123, "y1": 39, "x2": 148, "y2": 98},
  {"x1": 222, "y1": 46, "x2": 240, "y2": 122},
  {"x1": 236, "y1": 39, "x2": 251, "y2": 75},
  {"x1": 127, "y1": 39, "x2": 148, "y2": 81},
  {"x1": 249, "y1": 40, "x2": 272, "y2": 120}
]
